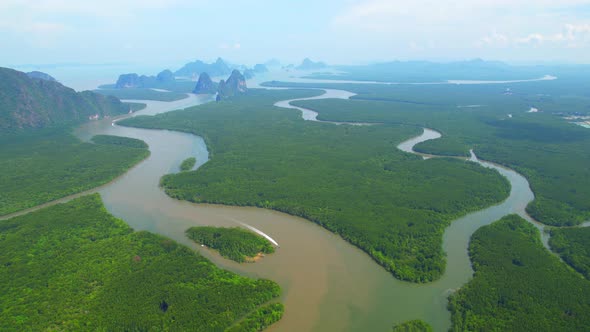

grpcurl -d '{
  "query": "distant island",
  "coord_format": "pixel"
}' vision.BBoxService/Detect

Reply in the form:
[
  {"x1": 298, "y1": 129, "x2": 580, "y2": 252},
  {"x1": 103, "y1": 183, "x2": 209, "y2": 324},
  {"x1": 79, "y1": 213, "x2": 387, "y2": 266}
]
[
  {"x1": 192, "y1": 69, "x2": 247, "y2": 99},
  {"x1": 264, "y1": 58, "x2": 281, "y2": 67},
  {"x1": 175, "y1": 57, "x2": 231, "y2": 79},
  {"x1": 192, "y1": 72, "x2": 217, "y2": 94},
  {"x1": 115, "y1": 69, "x2": 174, "y2": 88},
  {"x1": 253, "y1": 64, "x2": 269, "y2": 73},
  {"x1": 108, "y1": 58, "x2": 263, "y2": 96},
  {"x1": 179, "y1": 157, "x2": 196, "y2": 171},
  {"x1": 186, "y1": 226, "x2": 276, "y2": 263},
  {"x1": 217, "y1": 70, "x2": 247, "y2": 100},
  {"x1": 244, "y1": 64, "x2": 269, "y2": 79},
  {"x1": 296, "y1": 57, "x2": 328, "y2": 70}
]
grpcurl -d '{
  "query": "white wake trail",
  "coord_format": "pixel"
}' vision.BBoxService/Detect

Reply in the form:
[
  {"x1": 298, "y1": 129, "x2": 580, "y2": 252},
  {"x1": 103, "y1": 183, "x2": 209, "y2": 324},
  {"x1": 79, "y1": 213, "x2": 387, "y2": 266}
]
[{"x1": 226, "y1": 217, "x2": 280, "y2": 247}]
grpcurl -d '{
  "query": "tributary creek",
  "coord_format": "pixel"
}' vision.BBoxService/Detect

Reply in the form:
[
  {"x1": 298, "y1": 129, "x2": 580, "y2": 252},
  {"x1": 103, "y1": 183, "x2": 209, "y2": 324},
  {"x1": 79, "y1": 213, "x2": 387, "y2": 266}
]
[{"x1": 67, "y1": 85, "x2": 554, "y2": 331}]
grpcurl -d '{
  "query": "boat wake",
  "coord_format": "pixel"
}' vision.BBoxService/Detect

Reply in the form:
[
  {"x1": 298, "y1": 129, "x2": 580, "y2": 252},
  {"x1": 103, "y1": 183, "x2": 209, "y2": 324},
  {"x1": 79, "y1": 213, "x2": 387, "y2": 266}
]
[{"x1": 226, "y1": 217, "x2": 280, "y2": 247}]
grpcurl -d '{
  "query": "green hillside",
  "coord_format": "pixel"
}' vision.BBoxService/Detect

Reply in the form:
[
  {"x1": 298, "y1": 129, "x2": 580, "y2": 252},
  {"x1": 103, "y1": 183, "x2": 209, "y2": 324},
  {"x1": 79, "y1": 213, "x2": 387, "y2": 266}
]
[{"x1": 0, "y1": 67, "x2": 129, "y2": 130}]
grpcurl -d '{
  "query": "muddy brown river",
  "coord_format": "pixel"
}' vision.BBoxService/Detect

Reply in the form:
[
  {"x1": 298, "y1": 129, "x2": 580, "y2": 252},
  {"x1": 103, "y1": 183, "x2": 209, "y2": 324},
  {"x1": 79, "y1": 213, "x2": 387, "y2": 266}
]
[{"x1": 7, "y1": 82, "x2": 569, "y2": 331}]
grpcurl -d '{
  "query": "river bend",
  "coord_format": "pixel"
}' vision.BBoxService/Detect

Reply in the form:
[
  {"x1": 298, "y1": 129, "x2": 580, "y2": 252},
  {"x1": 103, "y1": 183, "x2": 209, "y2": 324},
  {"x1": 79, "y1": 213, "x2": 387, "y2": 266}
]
[{"x1": 5, "y1": 83, "x2": 582, "y2": 331}]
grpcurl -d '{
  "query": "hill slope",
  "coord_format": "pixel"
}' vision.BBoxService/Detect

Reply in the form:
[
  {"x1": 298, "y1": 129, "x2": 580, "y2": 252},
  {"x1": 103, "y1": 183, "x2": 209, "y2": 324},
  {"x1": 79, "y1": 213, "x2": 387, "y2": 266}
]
[{"x1": 0, "y1": 67, "x2": 129, "y2": 129}]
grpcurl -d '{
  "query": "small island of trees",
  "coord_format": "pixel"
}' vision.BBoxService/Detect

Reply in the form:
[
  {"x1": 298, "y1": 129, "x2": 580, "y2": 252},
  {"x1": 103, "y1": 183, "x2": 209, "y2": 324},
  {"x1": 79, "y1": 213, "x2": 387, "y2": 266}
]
[
  {"x1": 179, "y1": 157, "x2": 196, "y2": 171},
  {"x1": 186, "y1": 226, "x2": 276, "y2": 263}
]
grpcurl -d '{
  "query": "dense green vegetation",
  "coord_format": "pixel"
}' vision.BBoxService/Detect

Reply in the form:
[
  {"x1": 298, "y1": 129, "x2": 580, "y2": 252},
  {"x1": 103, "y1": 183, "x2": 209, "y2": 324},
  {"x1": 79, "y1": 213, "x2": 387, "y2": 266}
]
[
  {"x1": 550, "y1": 227, "x2": 590, "y2": 279},
  {"x1": 392, "y1": 319, "x2": 433, "y2": 332},
  {"x1": 0, "y1": 67, "x2": 130, "y2": 129},
  {"x1": 186, "y1": 226, "x2": 275, "y2": 263},
  {"x1": 264, "y1": 78, "x2": 590, "y2": 226},
  {"x1": 91, "y1": 134, "x2": 149, "y2": 149},
  {"x1": 226, "y1": 303, "x2": 284, "y2": 332},
  {"x1": 0, "y1": 129, "x2": 149, "y2": 216},
  {"x1": 95, "y1": 88, "x2": 188, "y2": 101},
  {"x1": 124, "y1": 101, "x2": 147, "y2": 112},
  {"x1": 180, "y1": 157, "x2": 197, "y2": 171},
  {"x1": 119, "y1": 88, "x2": 509, "y2": 282},
  {"x1": 0, "y1": 194, "x2": 282, "y2": 331},
  {"x1": 448, "y1": 215, "x2": 590, "y2": 331}
]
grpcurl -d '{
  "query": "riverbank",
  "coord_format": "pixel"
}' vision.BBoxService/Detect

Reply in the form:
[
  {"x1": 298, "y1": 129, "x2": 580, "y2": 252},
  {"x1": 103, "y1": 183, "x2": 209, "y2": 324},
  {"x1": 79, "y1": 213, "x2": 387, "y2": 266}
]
[{"x1": 8, "y1": 82, "x2": 587, "y2": 331}]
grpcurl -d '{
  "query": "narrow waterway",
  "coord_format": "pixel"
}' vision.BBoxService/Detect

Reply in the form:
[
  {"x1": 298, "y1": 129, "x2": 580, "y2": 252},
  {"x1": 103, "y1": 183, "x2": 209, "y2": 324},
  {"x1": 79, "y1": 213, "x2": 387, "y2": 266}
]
[
  {"x1": 271, "y1": 90, "x2": 553, "y2": 331},
  {"x1": 16, "y1": 84, "x2": 574, "y2": 331},
  {"x1": 274, "y1": 89, "x2": 355, "y2": 121},
  {"x1": 75, "y1": 93, "x2": 465, "y2": 332}
]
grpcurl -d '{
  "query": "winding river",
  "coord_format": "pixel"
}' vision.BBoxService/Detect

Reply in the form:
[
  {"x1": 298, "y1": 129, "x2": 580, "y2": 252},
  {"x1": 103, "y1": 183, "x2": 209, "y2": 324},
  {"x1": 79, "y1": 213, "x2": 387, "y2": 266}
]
[{"x1": 8, "y1": 80, "x2": 577, "y2": 331}]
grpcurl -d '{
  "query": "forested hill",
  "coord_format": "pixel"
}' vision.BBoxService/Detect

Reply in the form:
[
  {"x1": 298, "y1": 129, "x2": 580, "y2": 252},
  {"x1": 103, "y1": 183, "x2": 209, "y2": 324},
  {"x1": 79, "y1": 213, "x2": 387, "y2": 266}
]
[{"x1": 0, "y1": 67, "x2": 129, "y2": 130}]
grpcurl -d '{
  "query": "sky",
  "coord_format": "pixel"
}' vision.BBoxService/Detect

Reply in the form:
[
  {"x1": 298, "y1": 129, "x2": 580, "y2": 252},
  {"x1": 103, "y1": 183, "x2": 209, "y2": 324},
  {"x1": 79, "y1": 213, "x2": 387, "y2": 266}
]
[{"x1": 1, "y1": 0, "x2": 589, "y2": 69}]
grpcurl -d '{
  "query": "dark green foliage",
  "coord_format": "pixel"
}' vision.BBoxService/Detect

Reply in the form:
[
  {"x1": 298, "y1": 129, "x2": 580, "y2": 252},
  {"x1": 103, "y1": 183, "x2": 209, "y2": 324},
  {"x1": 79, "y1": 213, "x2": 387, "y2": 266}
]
[
  {"x1": 550, "y1": 227, "x2": 590, "y2": 279},
  {"x1": 0, "y1": 194, "x2": 282, "y2": 331},
  {"x1": 392, "y1": 319, "x2": 433, "y2": 332},
  {"x1": 0, "y1": 67, "x2": 129, "y2": 129},
  {"x1": 96, "y1": 88, "x2": 188, "y2": 101},
  {"x1": 270, "y1": 78, "x2": 590, "y2": 226},
  {"x1": 124, "y1": 101, "x2": 147, "y2": 112},
  {"x1": 90, "y1": 134, "x2": 149, "y2": 149},
  {"x1": 186, "y1": 226, "x2": 275, "y2": 263},
  {"x1": 0, "y1": 129, "x2": 149, "y2": 215},
  {"x1": 119, "y1": 88, "x2": 509, "y2": 282},
  {"x1": 179, "y1": 157, "x2": 196, "y2": 171},
  {"x1": 226, "y1": 303, "x2": 284, "y2": 332},
  {"x1": 448, "y1": 215, "x2": 590, "y2": 331}
]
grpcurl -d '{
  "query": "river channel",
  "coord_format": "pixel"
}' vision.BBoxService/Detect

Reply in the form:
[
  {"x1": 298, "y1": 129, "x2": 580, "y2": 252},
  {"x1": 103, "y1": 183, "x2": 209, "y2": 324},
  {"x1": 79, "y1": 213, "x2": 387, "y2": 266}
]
[{"x1": 67, "y1": 84, "x2": 556, "y2": 331}]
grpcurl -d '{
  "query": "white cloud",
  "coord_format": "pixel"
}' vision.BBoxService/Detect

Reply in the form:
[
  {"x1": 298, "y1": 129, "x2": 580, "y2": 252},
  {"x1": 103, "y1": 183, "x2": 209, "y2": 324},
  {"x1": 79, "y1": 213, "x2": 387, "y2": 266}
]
[
  {"x1": 479, "y1": 23, "x2": 590, "y2": 47},
  {"x1": 25, "y1": 21, "x2": 67, "y2": 33},
  {"x1": 332, "y1": 0, "x2": 590, "y2": 32},
  {"x1": 0, "y1": 19, "x2": 68, "y2": 48},
  {"x1": 563, "y1": 23, "x2": 590, "y2": 40},
  {"x1": 515, "y1": 33, "x2": 546, "y2": 45},
  {"x1": 0, "y1": 0, "x2": 210, "y2": 50},
  {"x1": 477, "y1": 31, "x2": 510, "y2": 47},
  {"x1": 332, "y1": 1, "x2": 457, "y2": 31}
]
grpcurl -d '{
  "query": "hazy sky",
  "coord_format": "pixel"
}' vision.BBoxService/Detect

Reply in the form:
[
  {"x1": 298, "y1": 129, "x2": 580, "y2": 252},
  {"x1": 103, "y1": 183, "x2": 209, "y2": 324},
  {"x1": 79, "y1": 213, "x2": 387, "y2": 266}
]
[{"x1": 1, "y1": 0, "x2": 589, "y2": 68}]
